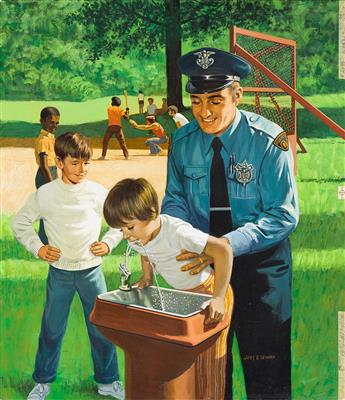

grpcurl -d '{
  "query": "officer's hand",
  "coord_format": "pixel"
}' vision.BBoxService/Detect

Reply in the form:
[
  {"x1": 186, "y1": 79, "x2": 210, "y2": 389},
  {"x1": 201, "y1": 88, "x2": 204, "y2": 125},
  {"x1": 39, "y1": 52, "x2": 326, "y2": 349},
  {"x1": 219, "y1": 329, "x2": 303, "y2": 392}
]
[
  {"x1": 177, "y1": 250, "x2": 213, "y2": 275},
  {"x1": 90, "y1": 241, "x2": 110, "y2": 256},
  {"x1": 38, "y1": 245, "x2": 61, "y2": 262},
  {"x1": 205, "y1": 297, "x2": 224, "y2": 325}
]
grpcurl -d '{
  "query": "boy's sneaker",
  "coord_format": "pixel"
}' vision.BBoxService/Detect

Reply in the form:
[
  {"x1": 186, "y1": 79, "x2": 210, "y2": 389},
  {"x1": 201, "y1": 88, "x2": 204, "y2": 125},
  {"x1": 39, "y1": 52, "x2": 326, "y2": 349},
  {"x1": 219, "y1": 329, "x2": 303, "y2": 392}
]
[
  {"x1": 98, "y1": 156, "x2": 106, "y2": 160},
  {"x1": 98, "y1": 381, "x2": 125, "y2": 399},
  {"x1": 27, "y1": 383, "x2": 51, "y2": 400}
]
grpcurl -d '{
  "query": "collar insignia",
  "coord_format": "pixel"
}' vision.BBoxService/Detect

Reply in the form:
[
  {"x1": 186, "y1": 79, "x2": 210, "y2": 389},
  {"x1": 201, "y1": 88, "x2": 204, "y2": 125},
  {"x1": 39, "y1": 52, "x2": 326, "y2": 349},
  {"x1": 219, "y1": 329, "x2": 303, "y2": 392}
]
[
  {"x1": 194, "y1": 50, "x2": 215, "y2": 69},
  {"x1": 234, "y1": 160, "x2": 254, "y2": 185},
  {"x1": 273, "y1": 131, "x2": 289, "y2": 151}
]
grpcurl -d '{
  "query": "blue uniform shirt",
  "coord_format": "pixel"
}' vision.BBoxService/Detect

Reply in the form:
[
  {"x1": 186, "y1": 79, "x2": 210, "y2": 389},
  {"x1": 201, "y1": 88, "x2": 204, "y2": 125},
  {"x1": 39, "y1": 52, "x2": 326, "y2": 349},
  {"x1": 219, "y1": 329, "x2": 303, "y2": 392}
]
[{"x1": 161, "y1": 109, "x2": 299, "y2": 257}]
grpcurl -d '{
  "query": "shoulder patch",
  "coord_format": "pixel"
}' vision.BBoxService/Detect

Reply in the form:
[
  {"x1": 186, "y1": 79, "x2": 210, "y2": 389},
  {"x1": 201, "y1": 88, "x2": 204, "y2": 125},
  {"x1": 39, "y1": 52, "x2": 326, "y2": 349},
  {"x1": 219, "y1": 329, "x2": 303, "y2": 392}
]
[{"x1": 273, "y1": 131, "x2": 289, "y2": 151}]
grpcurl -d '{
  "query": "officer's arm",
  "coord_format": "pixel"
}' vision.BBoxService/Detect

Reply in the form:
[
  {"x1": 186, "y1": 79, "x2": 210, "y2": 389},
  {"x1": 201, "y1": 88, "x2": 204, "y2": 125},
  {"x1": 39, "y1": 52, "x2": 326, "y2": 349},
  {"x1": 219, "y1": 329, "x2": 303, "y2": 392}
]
[
  {"x1": 225, "y1": 144, "x2": 299, "y2": 257},
  {"x1": 161, "y1": 143, "x2": 192, "y2": 222}
]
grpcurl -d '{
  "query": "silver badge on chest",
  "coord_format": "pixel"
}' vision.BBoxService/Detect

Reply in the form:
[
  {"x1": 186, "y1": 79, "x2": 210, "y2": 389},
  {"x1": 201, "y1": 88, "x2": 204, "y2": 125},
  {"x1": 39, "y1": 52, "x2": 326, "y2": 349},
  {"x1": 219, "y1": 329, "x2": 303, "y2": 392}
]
[
  {"x1": 194, "y1": 50, "x2": 215, "y2": 69},
  {"x1": 234, "y1": 160, "x2": 254, "y2": 185}
]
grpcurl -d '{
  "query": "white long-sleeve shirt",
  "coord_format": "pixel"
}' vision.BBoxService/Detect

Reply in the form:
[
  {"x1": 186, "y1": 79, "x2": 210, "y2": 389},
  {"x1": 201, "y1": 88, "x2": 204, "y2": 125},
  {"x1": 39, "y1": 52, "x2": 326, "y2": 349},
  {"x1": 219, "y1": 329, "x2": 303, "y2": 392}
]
[{"x1": 12, "y1": 179, "x2": 123, "y2": 271}]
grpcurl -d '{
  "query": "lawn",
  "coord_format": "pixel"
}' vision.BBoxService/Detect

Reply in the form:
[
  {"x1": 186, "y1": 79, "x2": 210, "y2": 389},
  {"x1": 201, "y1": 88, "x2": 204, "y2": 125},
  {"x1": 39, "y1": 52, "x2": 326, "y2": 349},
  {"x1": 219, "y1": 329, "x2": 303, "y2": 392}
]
[
  {"x1": 1, "y1": 94, "x2": 344, "y2": 140},
  {"x1": 1, "y1": 137, "x2": 344, "y2": 399}
]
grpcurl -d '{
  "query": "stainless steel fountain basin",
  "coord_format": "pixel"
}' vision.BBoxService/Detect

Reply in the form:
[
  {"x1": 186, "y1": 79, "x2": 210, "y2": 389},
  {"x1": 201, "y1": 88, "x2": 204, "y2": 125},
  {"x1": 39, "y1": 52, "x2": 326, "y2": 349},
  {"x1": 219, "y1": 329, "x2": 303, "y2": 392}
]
[{"x1": 98, "y1": 286, "x2": 212, "y2": 318}]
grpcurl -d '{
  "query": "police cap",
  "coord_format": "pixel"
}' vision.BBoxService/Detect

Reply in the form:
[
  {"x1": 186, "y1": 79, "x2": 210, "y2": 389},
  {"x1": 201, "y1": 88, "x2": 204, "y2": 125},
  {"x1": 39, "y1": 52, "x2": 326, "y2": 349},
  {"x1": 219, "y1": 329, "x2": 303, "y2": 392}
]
[{"x1": 178, "y1": 47, "x2": 251, "y2": 94}]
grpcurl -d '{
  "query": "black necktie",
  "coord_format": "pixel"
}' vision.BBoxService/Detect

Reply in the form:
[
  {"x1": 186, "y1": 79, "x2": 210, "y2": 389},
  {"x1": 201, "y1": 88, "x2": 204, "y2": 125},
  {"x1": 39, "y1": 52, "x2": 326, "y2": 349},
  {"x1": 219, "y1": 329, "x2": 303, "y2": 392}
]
[{"x1": 209, "y1": 137, "x2": 233, "y2": 237}]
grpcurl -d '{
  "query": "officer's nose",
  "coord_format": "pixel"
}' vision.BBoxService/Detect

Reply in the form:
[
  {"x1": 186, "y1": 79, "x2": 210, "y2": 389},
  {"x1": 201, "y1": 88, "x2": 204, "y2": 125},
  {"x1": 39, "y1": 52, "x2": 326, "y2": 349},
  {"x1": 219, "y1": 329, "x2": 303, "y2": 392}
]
[{"x1": 200, "y1": 102, "x2": 211, "y2": 118}]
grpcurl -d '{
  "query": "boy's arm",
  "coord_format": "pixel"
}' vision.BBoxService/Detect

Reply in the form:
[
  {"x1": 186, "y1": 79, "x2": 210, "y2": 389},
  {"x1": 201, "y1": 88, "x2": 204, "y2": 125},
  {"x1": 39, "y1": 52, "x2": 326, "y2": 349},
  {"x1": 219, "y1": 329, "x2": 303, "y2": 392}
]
[
  {"x1": 129, "y1": 120, "x2": 155, "y2": 131},
  {"x1": 12, "y1": 192, "x2": 57, "y2": 259},
  {"x1": 99, "y1": 227, "x2": 124, "y2": 255},
  {"x1": 203, "y1": 236, "x2": 233, "y2": 324},
  {"x1": 38, "y1": 152, "x2": 53, "y2": 182},
  {"x1": 137, "y1": 255, "x2": 153, "y2": 288}
]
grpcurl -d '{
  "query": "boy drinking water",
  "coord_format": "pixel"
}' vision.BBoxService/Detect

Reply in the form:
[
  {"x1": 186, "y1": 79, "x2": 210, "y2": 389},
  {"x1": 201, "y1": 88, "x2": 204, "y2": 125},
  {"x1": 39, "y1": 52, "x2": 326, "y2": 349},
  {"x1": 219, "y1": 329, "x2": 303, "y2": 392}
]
[
  {"x1": 103, "y1": 177, "x2": 234, "y2": 400},
  {"x1": 12, "y1": 132, "x2": 124, "y2": 400}
]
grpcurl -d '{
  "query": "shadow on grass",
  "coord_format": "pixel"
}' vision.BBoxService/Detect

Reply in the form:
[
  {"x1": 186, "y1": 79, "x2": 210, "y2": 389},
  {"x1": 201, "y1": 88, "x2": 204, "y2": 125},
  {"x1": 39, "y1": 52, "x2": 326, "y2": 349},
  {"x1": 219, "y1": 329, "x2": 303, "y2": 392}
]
[
  {"x1": 290, "y1": 213, "x2": 345, "y2": 250},
  {"x1": 0, "y1": 113, "x2": 180, "y2": 139},
  {"x1": 297, "y1": 177, "x2": 345, "y2": 183}
]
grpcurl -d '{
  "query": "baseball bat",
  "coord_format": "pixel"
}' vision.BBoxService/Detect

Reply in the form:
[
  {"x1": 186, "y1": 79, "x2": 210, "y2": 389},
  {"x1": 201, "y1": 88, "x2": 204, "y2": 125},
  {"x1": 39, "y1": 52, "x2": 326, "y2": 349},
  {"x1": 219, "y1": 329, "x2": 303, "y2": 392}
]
[{"x1": 124, "y1": 90, "x2": 128, "y2": 108}]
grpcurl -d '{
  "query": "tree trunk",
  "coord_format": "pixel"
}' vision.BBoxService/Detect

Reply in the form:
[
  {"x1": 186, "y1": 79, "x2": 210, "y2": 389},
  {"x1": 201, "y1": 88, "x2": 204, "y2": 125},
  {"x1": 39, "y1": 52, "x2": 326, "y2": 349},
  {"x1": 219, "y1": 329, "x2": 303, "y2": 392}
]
[{"x1": 165, "y1": 0, "x2": 184, "y2": 110}]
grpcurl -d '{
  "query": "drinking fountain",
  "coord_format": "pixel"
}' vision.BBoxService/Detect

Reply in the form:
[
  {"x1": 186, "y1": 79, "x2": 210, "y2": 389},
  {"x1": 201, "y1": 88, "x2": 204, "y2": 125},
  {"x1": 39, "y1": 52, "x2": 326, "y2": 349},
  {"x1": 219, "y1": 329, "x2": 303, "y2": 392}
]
[{"x1": 90, "y1": 284, "x2": 232, "y2": 399}]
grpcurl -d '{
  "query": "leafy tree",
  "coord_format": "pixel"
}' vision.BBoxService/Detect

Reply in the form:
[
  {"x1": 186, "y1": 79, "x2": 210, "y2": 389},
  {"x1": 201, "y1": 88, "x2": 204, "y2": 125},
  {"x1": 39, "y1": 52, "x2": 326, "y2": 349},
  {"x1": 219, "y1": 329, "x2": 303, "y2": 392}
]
[
  {"x1": 71, "y1": 0, "x2": 292, "y2": 108},
  {"x1": 0, "y1": 0, "x2": 101, "y2": 100},
  {"x1": 267, "y1": 0, "x2": 344, "y2": 95}
]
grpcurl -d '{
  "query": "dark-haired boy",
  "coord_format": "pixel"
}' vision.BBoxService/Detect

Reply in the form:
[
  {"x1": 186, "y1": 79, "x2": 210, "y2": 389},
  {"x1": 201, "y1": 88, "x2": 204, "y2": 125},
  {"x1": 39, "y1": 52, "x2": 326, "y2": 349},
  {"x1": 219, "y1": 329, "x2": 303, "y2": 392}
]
[
  {"x1": 13, "y1": 132, "x2": 124, "y2": 400},
  {"x1": 35, "y1": 107, "x2": 60, "y2": 244}
]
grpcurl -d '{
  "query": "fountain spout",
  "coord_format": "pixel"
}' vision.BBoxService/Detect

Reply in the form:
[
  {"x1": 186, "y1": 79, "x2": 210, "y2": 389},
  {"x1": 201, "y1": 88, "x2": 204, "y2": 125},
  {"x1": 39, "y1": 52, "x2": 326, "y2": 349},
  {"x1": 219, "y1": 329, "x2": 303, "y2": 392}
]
[{"x1": 119, "y1": 263, "x2": 132, "y2": 291}]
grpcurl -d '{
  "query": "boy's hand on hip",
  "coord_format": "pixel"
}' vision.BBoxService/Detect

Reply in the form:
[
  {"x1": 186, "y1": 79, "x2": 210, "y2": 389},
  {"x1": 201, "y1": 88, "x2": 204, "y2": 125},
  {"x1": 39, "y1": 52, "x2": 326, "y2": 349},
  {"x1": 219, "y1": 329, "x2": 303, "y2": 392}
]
[
  {"x1": 205, "y1": 297, "x2": 224, "y2": 325},
  {"x1": 38, "y1": 245, "x2": 61, "y2": 262},
  {"x1": 177, "y1": 250, "x2": 213, "y2": 275},
  {"x1": 90, "y1": 241, "x2": 110, "y2": 256}
]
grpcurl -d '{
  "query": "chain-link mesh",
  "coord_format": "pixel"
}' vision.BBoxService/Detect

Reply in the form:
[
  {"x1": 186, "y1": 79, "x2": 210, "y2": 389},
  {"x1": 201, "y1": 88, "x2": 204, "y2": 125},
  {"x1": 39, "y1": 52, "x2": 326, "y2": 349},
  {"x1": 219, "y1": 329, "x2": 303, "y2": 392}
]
[
  {"x1": 236, "y1": 36, "x2": 294, "y2": 87},
  {"x1": 235, "y1": 33, "x2": 296, "y2": 134},
  {"x1": 240, "y1": 94, "x2": 294, "y2": 134}
]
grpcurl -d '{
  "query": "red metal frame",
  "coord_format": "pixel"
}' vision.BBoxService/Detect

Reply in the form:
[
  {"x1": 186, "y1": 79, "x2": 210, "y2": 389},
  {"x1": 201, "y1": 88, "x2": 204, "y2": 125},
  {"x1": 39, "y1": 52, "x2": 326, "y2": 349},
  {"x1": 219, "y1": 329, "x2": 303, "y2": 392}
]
[
  {"x1": 231, "y1": 26, "x2": 345, "y2": 140},
  {"x1": 230, "y1": 26, "x2": 298, "y2": 166}
]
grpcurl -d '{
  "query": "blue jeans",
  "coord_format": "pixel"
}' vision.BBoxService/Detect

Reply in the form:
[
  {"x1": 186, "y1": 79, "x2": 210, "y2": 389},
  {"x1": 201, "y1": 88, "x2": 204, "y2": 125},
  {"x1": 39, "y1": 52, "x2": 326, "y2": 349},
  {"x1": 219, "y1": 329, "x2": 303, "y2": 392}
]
[
  {"x1": 145, "y1": 135, "x2": 168, "y2": 154},
  {"x1": 33, "y1": 265, "x2": 119, "y2": 384}
]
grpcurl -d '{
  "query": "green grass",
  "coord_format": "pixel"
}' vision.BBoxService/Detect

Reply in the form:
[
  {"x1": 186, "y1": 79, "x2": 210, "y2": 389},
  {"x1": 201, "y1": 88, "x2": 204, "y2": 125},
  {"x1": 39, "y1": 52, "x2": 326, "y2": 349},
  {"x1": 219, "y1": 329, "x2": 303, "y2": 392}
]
[
  {"x1": 1, "y1": 138, "x2": 345, "y2": 399},
  {"x1": 1, "y1": 94, "x2": 344, "y2": 140},
  {"x1": 0, "y1": 96, "x2": 194, "y2": 125}
]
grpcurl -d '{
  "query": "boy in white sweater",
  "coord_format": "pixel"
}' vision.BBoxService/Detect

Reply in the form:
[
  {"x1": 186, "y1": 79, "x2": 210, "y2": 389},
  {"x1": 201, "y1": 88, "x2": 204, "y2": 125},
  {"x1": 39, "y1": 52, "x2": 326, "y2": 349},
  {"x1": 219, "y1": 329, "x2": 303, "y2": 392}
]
[{"x1": 12, "y1": 132, "x2": 124, "y2": 400}]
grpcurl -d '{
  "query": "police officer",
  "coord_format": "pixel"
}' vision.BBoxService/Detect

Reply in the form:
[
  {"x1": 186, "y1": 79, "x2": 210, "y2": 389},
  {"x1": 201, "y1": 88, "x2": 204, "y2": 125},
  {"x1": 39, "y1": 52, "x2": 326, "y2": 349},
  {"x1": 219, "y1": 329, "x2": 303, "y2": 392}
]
[{"x1": 161, "y1": 48, "x2": 298, "y2": 399}]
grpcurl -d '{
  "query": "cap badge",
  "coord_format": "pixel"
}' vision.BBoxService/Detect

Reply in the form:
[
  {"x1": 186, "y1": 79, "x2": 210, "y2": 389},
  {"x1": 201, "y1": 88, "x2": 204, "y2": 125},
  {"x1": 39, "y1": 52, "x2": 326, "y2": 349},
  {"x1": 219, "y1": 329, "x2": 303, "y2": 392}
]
[
  {"x1": 234, "y1": 160, "x2": 254, "y2": 185},
  {"x1": 194, "y1": 50, "x2": 215, "y2": 69}
]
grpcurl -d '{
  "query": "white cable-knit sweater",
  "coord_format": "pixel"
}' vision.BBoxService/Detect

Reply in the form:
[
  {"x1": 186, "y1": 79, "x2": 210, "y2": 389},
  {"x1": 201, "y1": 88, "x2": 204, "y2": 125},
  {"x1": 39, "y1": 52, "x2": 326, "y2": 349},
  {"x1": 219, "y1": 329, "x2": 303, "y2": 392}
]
[{"x1": 12, "y1": 179, "x2": 123, "y2": 271}]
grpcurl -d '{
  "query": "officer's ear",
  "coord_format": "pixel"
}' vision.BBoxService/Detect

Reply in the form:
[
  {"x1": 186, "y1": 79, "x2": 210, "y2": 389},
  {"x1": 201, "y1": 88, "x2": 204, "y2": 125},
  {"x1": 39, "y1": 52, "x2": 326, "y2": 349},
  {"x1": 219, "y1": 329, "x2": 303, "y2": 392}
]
[{"x1": 232, "y1": 86, "x2": 243, "y2": 105}]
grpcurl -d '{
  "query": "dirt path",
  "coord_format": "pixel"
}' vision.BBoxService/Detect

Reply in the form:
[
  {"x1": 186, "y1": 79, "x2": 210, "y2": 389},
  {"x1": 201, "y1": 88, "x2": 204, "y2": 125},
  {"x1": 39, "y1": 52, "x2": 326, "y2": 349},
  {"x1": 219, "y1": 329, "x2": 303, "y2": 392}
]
[{"x1": 1, "y1": 147, "x2": 168, "y2": 214}]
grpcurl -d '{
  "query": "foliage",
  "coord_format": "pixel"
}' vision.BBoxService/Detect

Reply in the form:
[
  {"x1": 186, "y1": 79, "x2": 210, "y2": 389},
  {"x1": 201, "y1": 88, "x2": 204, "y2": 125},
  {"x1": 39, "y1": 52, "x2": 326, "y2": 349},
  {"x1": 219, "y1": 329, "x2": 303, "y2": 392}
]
[
  {"x1": 0, "y1": 0, "x2": 343, "y2": 100},
  {"x1": 266, "y1": 0, "x2": 345, "y2": 95},
  {"x1": 71, "y1": 0, "x2": 292, "y2": 105}
]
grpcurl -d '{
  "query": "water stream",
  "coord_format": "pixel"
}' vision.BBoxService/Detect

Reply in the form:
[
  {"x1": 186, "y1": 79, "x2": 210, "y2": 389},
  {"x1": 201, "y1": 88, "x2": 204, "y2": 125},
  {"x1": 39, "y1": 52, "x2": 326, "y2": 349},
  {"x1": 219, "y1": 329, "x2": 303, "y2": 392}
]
[{"x1": 126, "y1": 242, "x2": 166, "y2": 311}]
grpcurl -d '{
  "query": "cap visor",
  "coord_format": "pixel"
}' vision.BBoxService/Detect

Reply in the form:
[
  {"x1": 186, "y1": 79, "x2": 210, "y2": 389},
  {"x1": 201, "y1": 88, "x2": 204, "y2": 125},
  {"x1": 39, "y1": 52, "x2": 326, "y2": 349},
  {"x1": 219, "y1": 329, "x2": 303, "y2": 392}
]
[{"x1": 186, "y1": 80, "x2": 234, "y2": 94}]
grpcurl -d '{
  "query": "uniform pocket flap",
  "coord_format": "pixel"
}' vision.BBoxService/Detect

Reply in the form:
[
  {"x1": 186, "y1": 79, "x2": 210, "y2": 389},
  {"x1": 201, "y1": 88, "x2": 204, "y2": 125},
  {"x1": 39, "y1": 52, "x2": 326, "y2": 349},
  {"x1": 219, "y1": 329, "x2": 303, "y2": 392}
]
[{"x1": 183, "y1": 166, "x2": 207, "y2": 180}]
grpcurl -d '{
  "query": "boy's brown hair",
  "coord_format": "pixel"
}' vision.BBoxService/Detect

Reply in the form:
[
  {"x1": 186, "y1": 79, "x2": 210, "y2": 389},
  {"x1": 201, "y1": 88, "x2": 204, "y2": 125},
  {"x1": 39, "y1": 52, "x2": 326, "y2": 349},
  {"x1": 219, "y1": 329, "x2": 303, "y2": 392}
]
[
  {"x1": 54, "y1": 132, "x2": 92, "y2": 161},
  {"x1": 104, "y1": 178, "x2": 159, "y2": 228}
]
